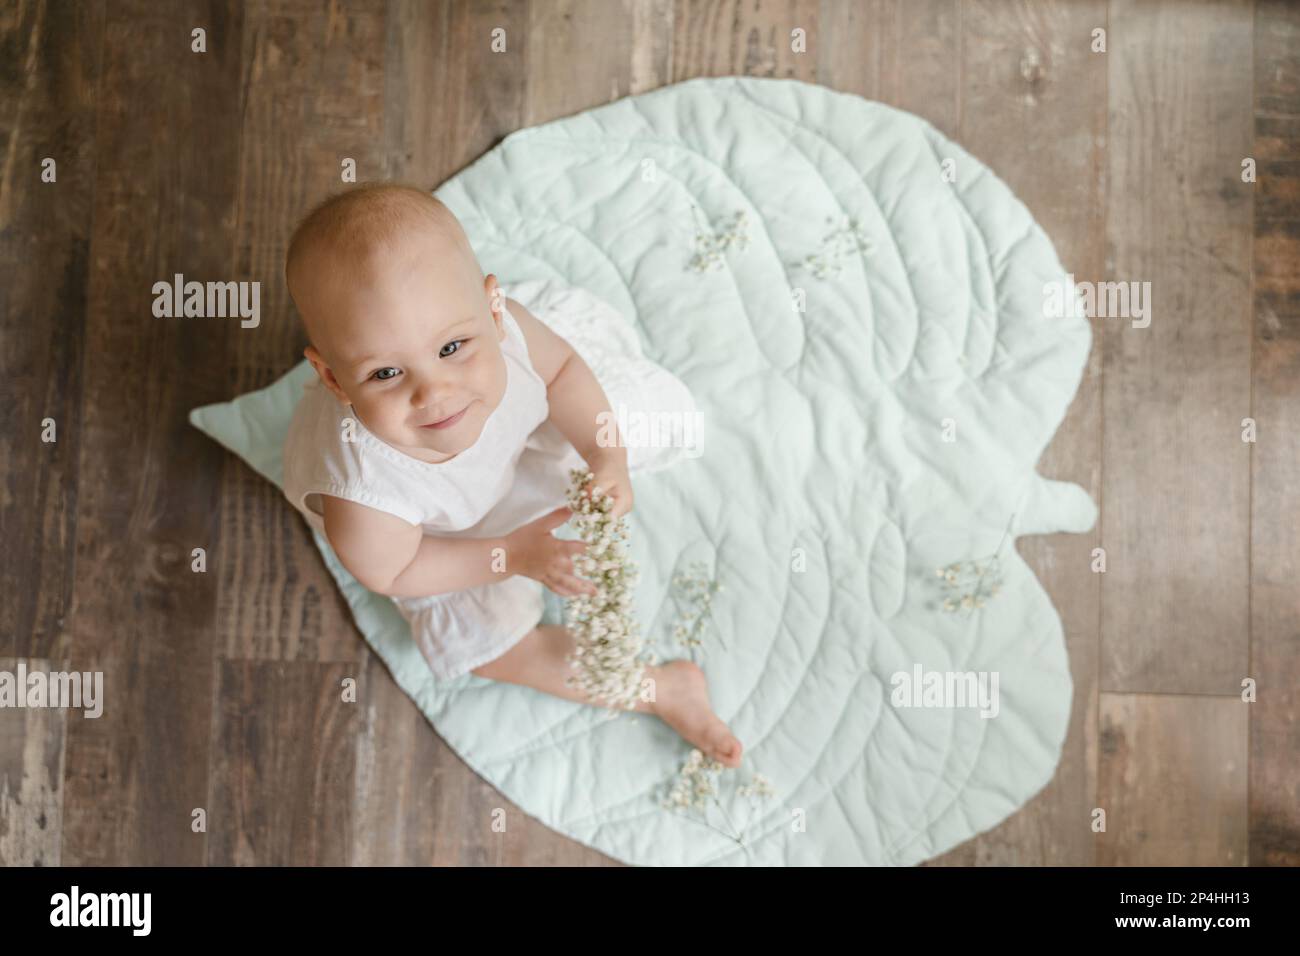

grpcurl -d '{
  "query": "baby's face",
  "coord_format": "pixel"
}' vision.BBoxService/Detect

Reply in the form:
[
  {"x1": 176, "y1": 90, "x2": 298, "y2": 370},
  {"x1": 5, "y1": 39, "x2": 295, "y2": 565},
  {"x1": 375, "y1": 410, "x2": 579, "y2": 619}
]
[{"x1": 299, "y1": 225, "x2": 508, "y2": 464}]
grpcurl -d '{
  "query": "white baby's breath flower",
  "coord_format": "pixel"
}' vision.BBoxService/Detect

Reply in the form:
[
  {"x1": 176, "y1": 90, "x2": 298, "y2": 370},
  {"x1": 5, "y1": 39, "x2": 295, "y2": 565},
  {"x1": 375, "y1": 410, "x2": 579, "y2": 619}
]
[
  {"x1": 661, "y1": 748, "x2": 725, "y2": 811},
  {"x1": 561, "y1": 468, "x2": 652, "y2": 711},
  {"x1": 935, "y1": 547, "x2": 1007, "y2": 615},
  {"x1": 737, "y1": 772, "x2": 775, "y2": 800},
  {"x1": 667, "y1": 560, "x2": 724, "y2": 652},
  {"x1": 662, "y1": 751, "x2": 778, "y2": 849}
]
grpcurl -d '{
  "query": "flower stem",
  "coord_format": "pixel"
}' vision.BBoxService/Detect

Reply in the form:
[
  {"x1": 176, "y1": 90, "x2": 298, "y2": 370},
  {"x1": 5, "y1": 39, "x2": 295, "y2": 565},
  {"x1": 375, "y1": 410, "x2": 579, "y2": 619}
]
[{"x1": 964, "y1": 510, "x2": 1017, "y2": 617}]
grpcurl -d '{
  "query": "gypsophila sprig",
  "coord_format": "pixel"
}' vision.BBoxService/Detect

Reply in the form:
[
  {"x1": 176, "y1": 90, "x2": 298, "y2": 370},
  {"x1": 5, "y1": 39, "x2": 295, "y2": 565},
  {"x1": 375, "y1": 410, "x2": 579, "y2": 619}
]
[
  {"x1": 737, "y1": 773, "x2": 775, "y2": 800},
  {"x1": 933, "y1": 511, "x2": 1016, "y2": 615},
  {"x1": 562, "y1": 468, "x2": 656, "y2": 711},
  {"x1": 790, "y1": 215, "x2": 872, "y2": 279},
  {"x1": 661, "y1": 749, "x2": 776, "y2": 848},
  {"x1": 935, "y1": 558, "x2": 1003, "y2": 612},
  {"x1": 669, "y1": 561, "x2": 726, "y2": 653},
  {"x1": 686, "y1": 208, "x2": 750, "y2": 273},
  {"x1": 662, "y1": 748, "x2": 725, "y2": 811}
]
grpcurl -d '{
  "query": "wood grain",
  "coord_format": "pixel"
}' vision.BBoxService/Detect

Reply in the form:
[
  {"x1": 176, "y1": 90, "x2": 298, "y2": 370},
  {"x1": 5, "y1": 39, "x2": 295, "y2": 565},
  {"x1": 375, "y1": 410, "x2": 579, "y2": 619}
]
[
  {"x1": 815, "y1": 0, "x2": 964, "y2": 134},
  {"x1": 672, "y1": 0, "x2": 820, "y2": 82},
  {"x1": 385, "y1": 0, "x2": 528, "y2": 184},
  {"x1": 60, "y1": 0, "x2": 245, "y2": 866},
  {"x1": 1101, "y1": 0, "x2": 1254, "y2": 695},
  {"x1": 1250, "y1": 0, "x2": 1300, "y2": 868},
  {"x1": 0, "y1": 0, "x2": 102, "y2": 663},
  {"x1": 0, "y1": 658, "x2": 65, "y2": 866},
  {"x1": 216, "y1": 0, "x2": 388, "y2": 665},
  {"x1": 207, "y1": 659, "x2": 358, "y2": 864},
  {"x1": 1098, "y1": 692, "x2": 1248, "y2": 865}
]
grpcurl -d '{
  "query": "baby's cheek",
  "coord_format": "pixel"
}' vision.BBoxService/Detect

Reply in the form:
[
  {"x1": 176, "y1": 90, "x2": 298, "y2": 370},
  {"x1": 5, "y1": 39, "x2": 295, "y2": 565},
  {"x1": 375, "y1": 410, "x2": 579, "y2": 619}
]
[
  {"x1": 361, "y1": 396, "x2": 401, "y2": 431},
  {"x1": 485, "y1": 354, "x2": 508, "y2": 407}
]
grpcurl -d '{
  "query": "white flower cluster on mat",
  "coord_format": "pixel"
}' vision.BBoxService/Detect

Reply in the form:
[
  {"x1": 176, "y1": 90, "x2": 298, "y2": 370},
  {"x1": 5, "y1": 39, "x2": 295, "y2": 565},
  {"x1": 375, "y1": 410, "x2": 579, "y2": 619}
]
[{"x1": 661, "y1": 749, "x2": 777, "y2": 849}]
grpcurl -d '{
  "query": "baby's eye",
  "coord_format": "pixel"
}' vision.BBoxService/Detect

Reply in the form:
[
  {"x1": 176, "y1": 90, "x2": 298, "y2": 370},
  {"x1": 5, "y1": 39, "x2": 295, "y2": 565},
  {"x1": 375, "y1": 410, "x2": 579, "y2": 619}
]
[
  {"x1": 372, "y1": 367, "x2": 400, "y2": 382},
  {"x1": 439, "y1": 339, "x2": 468, "y2": 358}
]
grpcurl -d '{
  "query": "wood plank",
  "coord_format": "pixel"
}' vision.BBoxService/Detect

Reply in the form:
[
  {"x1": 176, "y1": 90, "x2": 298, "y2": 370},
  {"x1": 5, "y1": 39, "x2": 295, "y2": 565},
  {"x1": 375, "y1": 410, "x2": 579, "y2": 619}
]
[
  {"x1": 1250, "y1": 0, "x2": 1300, "y2": 868},
  {"x1": 927, "y1": 0, "x2": 1107, "y2": 866},
  {"x1": 672, "y1": 0, "x2": 820, "y2": 83},
  {"x1": 631, "y1": 0, "x2": 675, "y2": 95},
  {"x1": 0, "y1": 0, "x2": 95, "y2": 859},
  {"x1": 1098, "y1": 693, "x2": 1247, "y2": 865},
  {"x1": 526, "y1": 0, "x2": 640, "y2": 119},
  {"x1": 63, "y1": 653, "x2": 218, "y2": 864},
  {"x1": 60, "y1": 0, "x2": 245, "y2": 866},
  {"x1": 815, "y1": 0, "x2": 882, "y2": 97},
  {"x1": 0, "y1": 0, "x2": 103, "y2": 662},
  {"x1": 1102, "y1": 0, "x2": 1254, "y2": 694},
  {"x1": 877, "y1": 0, "x2": 961, "y2": 137},
  {"x1": 216, "y1": 0, "x2": 388, "y2": 664},
  {"x1": 207, "y1": 660, "x2": 358, "y2": 864},
  {"x1": 0, "y1": 658, "x2": 65, "y2": 866},
  {"x1": 385, "y1": 0, "x2": 528, "y2": 185},
  {"x1": 348, "y1": 653, "x2": 446, "y2": 864}
]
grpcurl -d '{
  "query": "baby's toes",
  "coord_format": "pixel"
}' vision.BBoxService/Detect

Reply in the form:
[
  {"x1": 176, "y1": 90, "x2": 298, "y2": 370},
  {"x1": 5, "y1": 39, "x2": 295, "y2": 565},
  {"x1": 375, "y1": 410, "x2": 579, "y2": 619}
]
[{"x1": 712, "y1": 730, "x2": 743, "y2": 768}]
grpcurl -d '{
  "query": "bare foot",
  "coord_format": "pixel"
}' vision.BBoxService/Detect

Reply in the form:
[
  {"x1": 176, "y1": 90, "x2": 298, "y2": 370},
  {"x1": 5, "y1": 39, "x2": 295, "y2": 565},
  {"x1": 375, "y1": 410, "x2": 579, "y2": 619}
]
[{"x1": 649, "y1": 660, "x2": 743, "y2": 768}]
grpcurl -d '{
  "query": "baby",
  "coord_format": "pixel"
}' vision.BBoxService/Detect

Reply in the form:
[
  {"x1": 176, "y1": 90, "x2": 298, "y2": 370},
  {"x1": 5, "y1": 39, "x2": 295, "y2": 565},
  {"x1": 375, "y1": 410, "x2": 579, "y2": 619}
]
[{"x1": 281, "y1": 183, "x2": 741, "y2": 768}]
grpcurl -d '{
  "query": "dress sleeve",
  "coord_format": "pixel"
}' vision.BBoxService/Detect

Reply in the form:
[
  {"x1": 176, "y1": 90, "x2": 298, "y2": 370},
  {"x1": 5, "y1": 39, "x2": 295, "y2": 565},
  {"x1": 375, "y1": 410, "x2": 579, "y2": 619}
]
[
  {"x1": 282, "y1": 387, "x2": 428, "y2": 530},
  {"x1": 306, "y1": 479, "x2": 425, "y2": 527}
]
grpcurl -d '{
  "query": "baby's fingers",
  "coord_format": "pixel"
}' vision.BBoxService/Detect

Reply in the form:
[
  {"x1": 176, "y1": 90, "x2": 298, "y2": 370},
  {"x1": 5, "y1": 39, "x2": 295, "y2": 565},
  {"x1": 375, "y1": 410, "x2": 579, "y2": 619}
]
[{"x1": 551, "y1": 572, "x2": 597, "y2": 597}]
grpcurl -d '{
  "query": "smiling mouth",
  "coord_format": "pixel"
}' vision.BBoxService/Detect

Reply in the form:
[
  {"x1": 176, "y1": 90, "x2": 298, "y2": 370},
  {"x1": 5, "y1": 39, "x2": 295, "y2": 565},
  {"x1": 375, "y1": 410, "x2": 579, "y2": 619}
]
[{"x1": 421, "y1": 406, "x2": 468, "y2": 430}]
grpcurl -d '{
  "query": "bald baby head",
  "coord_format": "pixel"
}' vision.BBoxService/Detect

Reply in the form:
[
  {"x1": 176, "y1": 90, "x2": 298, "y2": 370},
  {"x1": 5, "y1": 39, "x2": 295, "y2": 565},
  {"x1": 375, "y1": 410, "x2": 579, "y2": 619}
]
[{"x1": 285, "y1": 183, "x2": 482, "y2": 351}]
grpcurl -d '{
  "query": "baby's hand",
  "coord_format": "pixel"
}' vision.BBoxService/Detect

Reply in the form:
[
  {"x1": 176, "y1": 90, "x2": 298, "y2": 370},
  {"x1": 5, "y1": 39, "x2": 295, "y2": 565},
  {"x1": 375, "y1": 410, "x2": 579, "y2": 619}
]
[
  {"x1": 505, "y1": 507, "x2": 598, "y2": 598},
  {"x1": 583, "y1": 454, "x2": 634, "y2": 521}
]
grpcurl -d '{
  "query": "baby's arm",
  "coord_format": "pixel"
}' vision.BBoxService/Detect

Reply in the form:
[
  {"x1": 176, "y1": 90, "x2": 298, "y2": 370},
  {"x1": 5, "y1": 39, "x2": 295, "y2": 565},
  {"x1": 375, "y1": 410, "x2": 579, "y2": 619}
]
[
  {"x1": 320, "y1": 494, "x2": 595, "y2": 599},
  {"x1": 507, "y1": 297, "x2": 633, "y2": 515},
  {"x1": 321, "y1": 494, "x2": 505, "y2": 596}
]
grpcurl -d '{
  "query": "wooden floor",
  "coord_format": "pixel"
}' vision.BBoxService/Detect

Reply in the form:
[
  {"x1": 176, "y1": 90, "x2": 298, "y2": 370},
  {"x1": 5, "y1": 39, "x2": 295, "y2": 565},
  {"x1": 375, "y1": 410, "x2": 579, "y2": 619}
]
[{"x1": 1, "y1": 0, "x2": 1295, "y2": 866}]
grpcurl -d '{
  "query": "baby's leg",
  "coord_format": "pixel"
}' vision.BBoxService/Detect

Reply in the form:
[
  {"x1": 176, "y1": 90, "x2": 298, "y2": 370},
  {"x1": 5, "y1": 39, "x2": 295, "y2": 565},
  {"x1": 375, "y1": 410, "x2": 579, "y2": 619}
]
[
  {"x1": 472, "y1": 625, "x2": 647, "y2": 711},
  {"x1": 472, "y1": 625, "x2": 743, "y2": 767}
]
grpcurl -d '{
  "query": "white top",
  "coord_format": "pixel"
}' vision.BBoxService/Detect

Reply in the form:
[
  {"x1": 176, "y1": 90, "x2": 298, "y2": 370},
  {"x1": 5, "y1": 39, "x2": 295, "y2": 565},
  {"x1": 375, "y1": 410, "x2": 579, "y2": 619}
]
[
  {"x1": 282, "y1": 299, "x2": 579, "y2": 541},
  {"x1": 282, "y1": 279, "x2": 702, "y2": 551}
]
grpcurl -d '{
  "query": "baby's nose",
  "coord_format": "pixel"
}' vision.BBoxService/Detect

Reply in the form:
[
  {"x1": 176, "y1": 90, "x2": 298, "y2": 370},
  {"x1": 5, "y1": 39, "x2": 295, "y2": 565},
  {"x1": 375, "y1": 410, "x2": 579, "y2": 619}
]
[{"x1": 411, "y1": 378, "x2": 440, "y2": 408}]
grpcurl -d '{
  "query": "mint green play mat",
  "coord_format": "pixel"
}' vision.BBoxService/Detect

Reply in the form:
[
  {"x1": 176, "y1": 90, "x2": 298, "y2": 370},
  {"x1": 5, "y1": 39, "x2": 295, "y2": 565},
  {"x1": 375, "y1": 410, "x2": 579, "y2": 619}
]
[{"x1": 190, "y1": 76, "x2": 1095, "y2": 866}]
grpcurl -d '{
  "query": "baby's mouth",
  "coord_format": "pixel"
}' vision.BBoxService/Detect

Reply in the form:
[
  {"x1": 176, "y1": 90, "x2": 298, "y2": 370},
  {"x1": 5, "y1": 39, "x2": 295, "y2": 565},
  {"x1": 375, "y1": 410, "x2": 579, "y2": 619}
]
[{"x1": 420, "y1": 405, "x2": 468, "y2": 430}]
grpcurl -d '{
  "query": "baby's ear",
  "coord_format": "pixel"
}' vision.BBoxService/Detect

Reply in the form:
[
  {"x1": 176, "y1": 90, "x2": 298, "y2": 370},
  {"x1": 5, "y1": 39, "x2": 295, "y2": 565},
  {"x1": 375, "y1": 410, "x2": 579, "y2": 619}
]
[
  {"x1": 484, "y1": 275, "x2": 506, "y2": 341},
  {"x1": 491, "y1": 297, "x2": 507, "y2": 342},
  {"x1": 304, "y1": 346, "x2": 350, "y2": 405}
]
